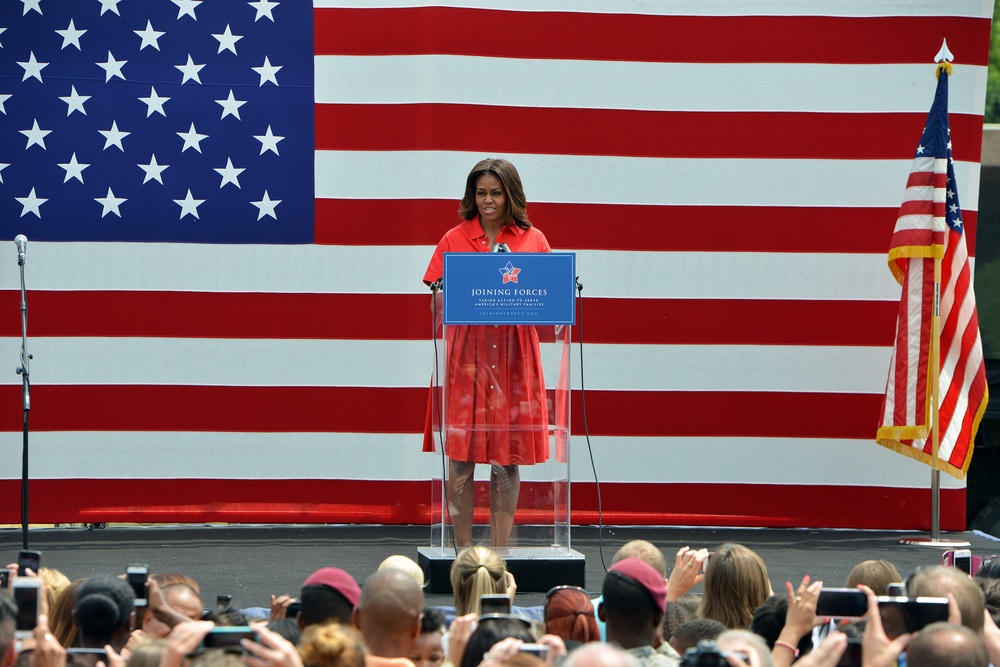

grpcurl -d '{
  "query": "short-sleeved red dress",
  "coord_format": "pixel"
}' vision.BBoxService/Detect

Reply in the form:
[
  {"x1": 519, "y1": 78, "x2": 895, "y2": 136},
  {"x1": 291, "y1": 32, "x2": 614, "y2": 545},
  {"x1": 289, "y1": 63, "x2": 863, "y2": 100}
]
[{"x1": 423, "y1": 217, "x2": 551, "y2": 466}]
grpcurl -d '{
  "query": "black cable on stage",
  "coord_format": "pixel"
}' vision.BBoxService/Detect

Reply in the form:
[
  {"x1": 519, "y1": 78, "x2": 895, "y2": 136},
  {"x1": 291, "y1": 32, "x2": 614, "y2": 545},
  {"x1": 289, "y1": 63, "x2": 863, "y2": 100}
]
[
  {"x1": 430, "y1": 281, "x2": 458, "y2": 556},
  {"x1": 575, "y1": 277, "x2": 607, "y2": 573}
]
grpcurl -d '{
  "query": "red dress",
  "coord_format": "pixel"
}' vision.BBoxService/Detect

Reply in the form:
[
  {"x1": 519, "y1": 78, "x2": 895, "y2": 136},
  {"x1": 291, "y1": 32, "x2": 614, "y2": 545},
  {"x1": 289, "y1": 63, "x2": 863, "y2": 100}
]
[{"x1": 423, "y1": 218, "x2": 551, "y2": 466}]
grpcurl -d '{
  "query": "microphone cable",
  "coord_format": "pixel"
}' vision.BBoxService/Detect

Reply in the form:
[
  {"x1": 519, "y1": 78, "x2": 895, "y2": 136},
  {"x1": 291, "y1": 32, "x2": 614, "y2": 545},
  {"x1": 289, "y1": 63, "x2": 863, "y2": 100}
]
[
  {"x1": 575, "y1": 277, "x2": 607, "y2": 573},
  {"x1": 429, "y1": 280, "x2": 458, "y2": 556}
]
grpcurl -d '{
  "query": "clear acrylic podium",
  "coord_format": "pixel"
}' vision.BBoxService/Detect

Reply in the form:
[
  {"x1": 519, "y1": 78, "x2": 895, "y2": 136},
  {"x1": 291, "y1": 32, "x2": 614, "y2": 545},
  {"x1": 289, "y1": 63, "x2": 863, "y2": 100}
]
[{"x1": 417, "y1": 253, "x2": 585, "y2": 593}]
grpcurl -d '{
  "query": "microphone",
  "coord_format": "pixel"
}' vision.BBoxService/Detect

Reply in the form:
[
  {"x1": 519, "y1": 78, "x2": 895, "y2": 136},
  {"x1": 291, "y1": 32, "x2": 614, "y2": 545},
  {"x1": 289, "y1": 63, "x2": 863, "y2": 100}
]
[
  {"x1": 492, "y1": 242, "x2": 510, "y2": 253},
  {"x1": 14, "y1": 235, "x2": 27, "y2": 266}
]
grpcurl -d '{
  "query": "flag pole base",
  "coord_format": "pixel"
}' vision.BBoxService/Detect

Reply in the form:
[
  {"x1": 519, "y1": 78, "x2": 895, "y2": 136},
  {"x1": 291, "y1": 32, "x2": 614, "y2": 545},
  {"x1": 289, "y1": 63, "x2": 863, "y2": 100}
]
[{"x1": 897, "y1": 536, "x2": 971, "y2": 547}]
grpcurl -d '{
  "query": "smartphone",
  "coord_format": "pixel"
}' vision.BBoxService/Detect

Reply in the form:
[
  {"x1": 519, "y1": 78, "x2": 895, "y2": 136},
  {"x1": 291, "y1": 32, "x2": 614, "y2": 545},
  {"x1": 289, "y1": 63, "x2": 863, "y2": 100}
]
[
  {"x1": 201, "y1": 627, "x2": 257, "y2": 652},
  {"x1": 127, "y1": 564, "x2": 149, "y2": 608},
  {"x1": 952, "y1": 549, "x2": 972, "y2": 575},
  {"x1": 66, "y1": 649, "x2": 109, "y2": 663},
  {"x1": 13, "y1": 578, "x2": 40, "y2": 639},
  {"x1": 0, "y1": 569, "x2": 9, "y2": 589},
  {"x1": 17, "y1": 550, "x2": 41, "y2": 577},
  {"x1": 886, "y1": 583, "x2": 905, "y2": 596},
  {"x1": 285, "y1": 600, "x2": 302, "y2": 618},
  {"x1": 699, "y1": 553, "x2": 713, "y2": 575},
  {"x1": 216, "y1": 595, "x2": 232, "y2": 607},
  {"x1": 876, "y1": 596, "x2": 949, "y2": 636},
  {"x1": 520, "y1": 644, "x2": 550, "y2": 660},
  {"x1": 816, "y1": 588, "x2": 867, "y2": 619},
  {"x1": 480, "y1": 594, "x2": 512, "y2": 615}
]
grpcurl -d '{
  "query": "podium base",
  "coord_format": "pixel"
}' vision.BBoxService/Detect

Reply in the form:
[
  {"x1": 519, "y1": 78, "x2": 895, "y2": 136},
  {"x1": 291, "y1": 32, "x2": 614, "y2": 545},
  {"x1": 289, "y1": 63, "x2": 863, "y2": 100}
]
[{"x1": 417, "y1": 546, "x2": 586, "y2": 593}]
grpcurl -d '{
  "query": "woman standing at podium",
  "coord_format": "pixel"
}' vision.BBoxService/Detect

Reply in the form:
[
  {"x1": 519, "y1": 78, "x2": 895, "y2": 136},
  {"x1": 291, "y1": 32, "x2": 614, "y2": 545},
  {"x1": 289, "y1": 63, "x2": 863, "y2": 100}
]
[{"x1": 423, "y1": 158, "x2": 551, "y2": 548}]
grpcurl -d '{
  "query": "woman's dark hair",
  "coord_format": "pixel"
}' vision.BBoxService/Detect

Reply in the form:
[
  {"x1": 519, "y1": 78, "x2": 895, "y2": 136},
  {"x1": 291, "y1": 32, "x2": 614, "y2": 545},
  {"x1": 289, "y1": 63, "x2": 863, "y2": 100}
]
[
  {"x1": 458, "y1": 159, "x2": 531, "y2": 230},
  {"x1": 458, "y1": 617, "x2": 533, "y2": 667},
  {"x1": 977, "y1": 556, "x2": 1000, "y2": 580},
  {"x1": 74, "y1": 574, "x2": 134, "y2": 647}
]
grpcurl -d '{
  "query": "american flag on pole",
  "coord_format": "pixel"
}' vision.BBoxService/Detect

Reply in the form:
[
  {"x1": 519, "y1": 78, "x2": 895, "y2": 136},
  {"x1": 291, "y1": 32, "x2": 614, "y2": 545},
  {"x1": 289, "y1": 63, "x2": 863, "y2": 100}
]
[
  {"x1": 0, "y1": 1, "x2": 992, "y2": 529},
  {"x1": 877, "y1": 64, "x2": 989, "y2": 479}
]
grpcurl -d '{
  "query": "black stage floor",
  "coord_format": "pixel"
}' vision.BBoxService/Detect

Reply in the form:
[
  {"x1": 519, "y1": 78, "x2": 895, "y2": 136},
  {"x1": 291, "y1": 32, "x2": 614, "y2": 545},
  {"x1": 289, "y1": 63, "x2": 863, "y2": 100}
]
[{"x1": 2, "y1": 525, "x2": 998, "y2": 611}]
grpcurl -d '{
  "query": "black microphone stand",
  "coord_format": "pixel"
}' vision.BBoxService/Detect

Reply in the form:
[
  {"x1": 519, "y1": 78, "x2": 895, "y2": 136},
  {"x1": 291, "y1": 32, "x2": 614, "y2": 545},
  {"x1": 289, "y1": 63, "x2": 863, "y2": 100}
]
[{"x1": 15, "y1": 240, "x2": 31, "y2": 550}]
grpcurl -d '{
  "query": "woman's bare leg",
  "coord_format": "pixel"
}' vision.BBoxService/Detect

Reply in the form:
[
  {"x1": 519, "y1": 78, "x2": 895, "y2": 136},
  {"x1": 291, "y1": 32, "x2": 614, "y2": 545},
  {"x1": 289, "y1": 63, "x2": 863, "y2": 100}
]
[
  {"x1": 449, "y1": 460, "x2": 476, "y2": 547},
  {"x1": 489, "y1": 464, "x2": 520, "y2": 548}
]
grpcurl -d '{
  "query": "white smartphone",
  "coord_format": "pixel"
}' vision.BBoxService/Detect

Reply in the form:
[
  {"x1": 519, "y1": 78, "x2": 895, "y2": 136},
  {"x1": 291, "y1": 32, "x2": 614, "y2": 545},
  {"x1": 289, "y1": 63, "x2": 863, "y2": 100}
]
[
  {"x1": 953, "y1": 549, "x2": 972, "y2": 575},
  {"x1": 13, "y1": 578, "x2": 40, "y2": 639}
]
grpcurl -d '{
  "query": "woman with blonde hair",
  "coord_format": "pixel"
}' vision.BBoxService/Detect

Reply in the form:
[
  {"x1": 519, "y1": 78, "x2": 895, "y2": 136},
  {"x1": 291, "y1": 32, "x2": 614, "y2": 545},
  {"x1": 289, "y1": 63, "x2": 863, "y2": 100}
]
[
  {"x1": 698, "y1": 543, "x2": 772, "y2": 629},
  {"x1": 844, "y1": 560, "x2": 901, "y2": 596},
  {"x1": 450, "y1": 546, "x2": 513, "y2": 615},
  {"x1": 298, "y1": 622, "x2": 367, "y2": 667}
]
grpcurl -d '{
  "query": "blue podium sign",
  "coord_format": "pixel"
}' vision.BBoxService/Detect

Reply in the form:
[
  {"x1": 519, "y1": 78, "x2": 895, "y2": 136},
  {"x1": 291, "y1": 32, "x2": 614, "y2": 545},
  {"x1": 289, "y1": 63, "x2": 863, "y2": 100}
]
[{"x1": 442, "y1": 252, "x2": 576, "y2": 325}]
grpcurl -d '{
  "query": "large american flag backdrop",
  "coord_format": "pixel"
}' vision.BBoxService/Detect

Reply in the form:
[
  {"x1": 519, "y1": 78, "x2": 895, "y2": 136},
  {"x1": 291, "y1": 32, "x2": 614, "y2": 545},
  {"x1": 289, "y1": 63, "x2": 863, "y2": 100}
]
[{"x1": 0, "y1": 0, "x2": 992, "y2": 529}]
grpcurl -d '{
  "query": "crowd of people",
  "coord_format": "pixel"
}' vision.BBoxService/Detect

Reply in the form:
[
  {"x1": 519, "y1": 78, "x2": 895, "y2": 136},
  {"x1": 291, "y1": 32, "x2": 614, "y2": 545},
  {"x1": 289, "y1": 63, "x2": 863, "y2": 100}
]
[{"x1": 3, "y1": 539, "x2": 1000, "y2": 667}]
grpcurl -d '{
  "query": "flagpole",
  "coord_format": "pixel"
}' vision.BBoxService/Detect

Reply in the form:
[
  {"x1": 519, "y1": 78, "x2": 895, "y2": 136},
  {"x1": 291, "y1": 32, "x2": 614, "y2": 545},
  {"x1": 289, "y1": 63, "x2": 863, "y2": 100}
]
[
  {"x1": 930, "y1": 259, "x2": 941, "y2": 541},
  {"x1": 897, "y1": 40, "x2": 969, "y2": 548}
]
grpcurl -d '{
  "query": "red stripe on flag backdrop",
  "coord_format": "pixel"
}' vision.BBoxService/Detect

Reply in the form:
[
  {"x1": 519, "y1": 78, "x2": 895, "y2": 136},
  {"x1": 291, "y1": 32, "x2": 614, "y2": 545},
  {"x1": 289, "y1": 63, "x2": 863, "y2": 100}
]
[
  {"x1": 313, "y1": 199, "x2": 979, "y2": 254},
  {"x1": 0, "y1": 478, "x2": 964, "y2": 530},
  {"x1": 312, "y1": 8, "x2": 991, "y2": 66},
  {"x1": 314, "y1": 105, "x2": 985, "y2": 162},
  {"x1": 0, "y1": 291, "x2": 899, "y2": 346},
  {"x1": 3, "y1": 385, "x2": 881, "y2": 439}
]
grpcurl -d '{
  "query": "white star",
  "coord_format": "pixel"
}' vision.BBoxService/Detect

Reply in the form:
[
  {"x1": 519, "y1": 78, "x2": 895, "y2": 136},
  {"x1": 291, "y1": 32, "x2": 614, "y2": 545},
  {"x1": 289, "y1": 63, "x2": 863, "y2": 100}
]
[
  {"x1": 175, "y1": 54, "x2": 205, "y2": 84},
  {"x1": 947, "y1": 188, "x2": 955, "y2": 199},
  {"x1": 0, "y1": 94, "x2": 9, "y2": 114},
  {"x1": 916, "y1": 144, "x2": 925, "y2": 155},
  {"x1": 177, "y1": 122, "x2": 207, "y2": 153},
  {"x1": 251, "y1": 191, "x2": 281, "y2": 220},
  {"x1": 18, "y1": 52, "x2": 49, "y2": 83},
  {"x1": 212, "y1": 24, "x2": 243, "y2": 55},
  {"x1": 172, "y1": 0, "x2": 201, "y2": 20},
  {"x1": 100, "y1": 120, "x2": 130, "y2": 151},
  {"x1": 99, "y1": 0, "x2": 122, "y2": 16},
  {"x1": 20, "y1": 119, "x2": 51, "y2": 150},
  {"x1": 95, "y1": 187, "x2": 126, "y2": 218},
  {"x1": 214, "y1": 158, "x2": 245, "y2": 189},
  {"x1": 252, "y1": 56, "x2": 281, "y2": 86},
  {"x1": 134, "y1": 20, "x2": 165, "y2": 51},
  {"x1": 58, "y1": 152, "x2": 90, "y2": 184},
  {"x1": 21, "y1": 0, "x2": 42, "y2": 16},
  {"x1": 0, "y1": 163, "x2": 9, "y2": 183},
  {"x1": 0, "y1": 27, "x2": 6, "y2": 47},
  {"x1": 253, "y1": 125, "x2": 284, "y2": 155},
  {"x1": 248, "y1": 0, "x2": 278, "y2": 22},
  {"x1": 97, "y1": 51, "x2": 127, "y2": 82},
  {"x1": 138, "y1": 154, "x2": 169, "y2": 184},
  {"x1": 59, "y1": 85, "x2": 90, "y2": 116},
  {"x1": 174, "y1": 189, "x2": 205, "y2": 220},
  {"x1": 16, "y1": 188, "x2": 46, "y2": 218},
  {"x1": 56, "y1": 19, "x2": 86, "y2": 50},
  {"x1": 139, "y1": 86, "x2": 170, "y2": 117},
  {"x1": 215, "y1": 90, "x2": 246, "y2": 120},
  {"x1": 949, "y1": 203, "x2": 959, "y2": 213}
]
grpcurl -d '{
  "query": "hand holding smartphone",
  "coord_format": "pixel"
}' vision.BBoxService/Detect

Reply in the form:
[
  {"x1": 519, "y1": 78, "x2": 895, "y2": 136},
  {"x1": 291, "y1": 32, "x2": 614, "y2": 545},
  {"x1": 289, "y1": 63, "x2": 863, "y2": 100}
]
[
  {"x1": 127, "y1": 564, "x2": 150, "y2": 608},
  {"x1": 13, "y1": 578, "x2": 40, "y2": 639},
  {"x1": 17, "y1": 550, "x2": 41, "y2": 577}
]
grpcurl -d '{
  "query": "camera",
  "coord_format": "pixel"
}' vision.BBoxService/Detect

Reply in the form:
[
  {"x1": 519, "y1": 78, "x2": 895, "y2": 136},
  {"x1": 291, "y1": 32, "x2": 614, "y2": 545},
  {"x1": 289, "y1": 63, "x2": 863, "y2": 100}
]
[{"x1": 681, "y1": 640, "x2": 749, "y2": 667}]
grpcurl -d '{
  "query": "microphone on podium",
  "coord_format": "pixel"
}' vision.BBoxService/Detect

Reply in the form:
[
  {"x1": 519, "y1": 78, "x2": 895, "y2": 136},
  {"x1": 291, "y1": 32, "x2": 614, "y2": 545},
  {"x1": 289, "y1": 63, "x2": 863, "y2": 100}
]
[{"x1": 14, "y1": 235, "x2": 27, "y2": 266}]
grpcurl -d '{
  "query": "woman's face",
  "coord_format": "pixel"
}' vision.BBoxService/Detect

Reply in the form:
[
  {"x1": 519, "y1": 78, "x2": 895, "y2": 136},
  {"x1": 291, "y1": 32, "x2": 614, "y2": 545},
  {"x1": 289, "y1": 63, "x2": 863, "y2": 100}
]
[
  {"x1": 410, "y1": 631, "x2": 445, "y2": 667},
  {"x1": 475, "y1": 173, "x2": 507, "y2": 227}
]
